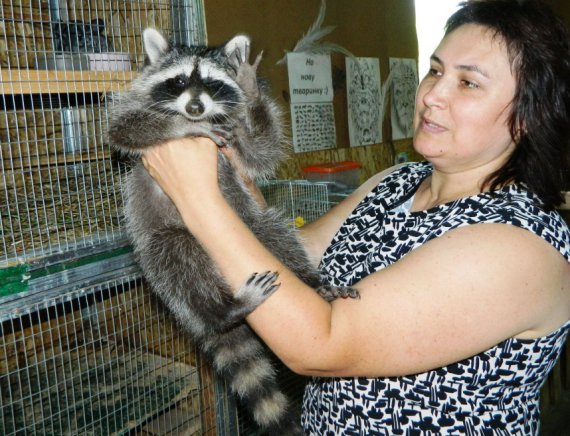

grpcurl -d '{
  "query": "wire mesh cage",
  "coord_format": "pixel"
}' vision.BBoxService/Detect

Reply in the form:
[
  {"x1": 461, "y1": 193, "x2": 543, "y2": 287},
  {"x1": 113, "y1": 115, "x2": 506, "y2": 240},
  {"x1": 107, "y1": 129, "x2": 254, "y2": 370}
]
[
  {"x1": 1, "y1": 100, "x2": 124, "y2": 263},
  {"x1": 0, "y1": 1, "x2": 234, "y2": 435},
  {"x1": 258, "y1": 179, "x2": 333, "y2": 227},
  {"x1": 0, "y1": 0, "x2": 205, "y2": 267},
  {"x1": 0, "y1": 271, "x2": 219, "y2": 436},
  {"x1": 1, "y1": 2, "x2": 334, "y2": 435}
]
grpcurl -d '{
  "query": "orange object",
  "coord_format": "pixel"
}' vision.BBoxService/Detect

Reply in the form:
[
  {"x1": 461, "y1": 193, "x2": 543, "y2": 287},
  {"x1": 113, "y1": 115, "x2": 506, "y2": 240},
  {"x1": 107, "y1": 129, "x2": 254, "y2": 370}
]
[
  {"x1": 302, "y1": 161, "x2": 361, "y2": 173},
  {"x1": 302, "y1": 161, "x2": 361, "y2": 190}
]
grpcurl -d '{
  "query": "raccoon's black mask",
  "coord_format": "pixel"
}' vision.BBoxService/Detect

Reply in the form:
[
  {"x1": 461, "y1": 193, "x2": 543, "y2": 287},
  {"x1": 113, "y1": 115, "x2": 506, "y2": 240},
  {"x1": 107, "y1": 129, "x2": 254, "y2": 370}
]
[{"x1": 138, "y1": 28, "x2": 251, "y2": 123}]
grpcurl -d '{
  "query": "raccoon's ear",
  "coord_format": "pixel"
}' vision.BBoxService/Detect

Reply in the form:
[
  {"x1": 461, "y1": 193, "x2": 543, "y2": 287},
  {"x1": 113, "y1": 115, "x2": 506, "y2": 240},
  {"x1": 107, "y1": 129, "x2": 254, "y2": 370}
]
[
  {"x1": 224, "y1": 34, "x2": 251, "y2": 69},
  {"x1": 143, "y1": 28, "x2": 170, "y2": 64}
]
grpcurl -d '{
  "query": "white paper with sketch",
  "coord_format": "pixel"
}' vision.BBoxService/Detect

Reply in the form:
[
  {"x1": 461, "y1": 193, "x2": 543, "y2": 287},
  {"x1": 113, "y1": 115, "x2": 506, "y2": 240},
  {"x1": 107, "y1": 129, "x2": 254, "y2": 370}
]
[
  {"x1": 390, "y1": 57, "x2": 418, "y2": 140},
  {"x1": 346, "y1": 57, "x2": 383, "y2": 147}
]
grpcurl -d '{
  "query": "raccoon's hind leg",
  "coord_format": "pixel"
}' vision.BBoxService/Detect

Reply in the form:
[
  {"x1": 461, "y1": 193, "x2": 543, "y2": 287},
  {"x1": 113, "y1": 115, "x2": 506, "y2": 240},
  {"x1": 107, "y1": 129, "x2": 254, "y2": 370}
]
[
  {"x1": 138, "y1": 225, "x2": 279, "y2": 332},
  {"x1": 203, "y1": 324, "x2": 303, "y2": 435}
]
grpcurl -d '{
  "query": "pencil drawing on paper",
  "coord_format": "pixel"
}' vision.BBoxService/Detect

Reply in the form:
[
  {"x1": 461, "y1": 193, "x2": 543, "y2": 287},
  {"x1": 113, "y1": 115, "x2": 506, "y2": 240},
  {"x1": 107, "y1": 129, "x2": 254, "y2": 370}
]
[
  {"x1": 346, "y1": 57, "x2": 382, "y2": 147},
  {"x1": 390, "y1": 57, "x2": 418, "y2": 139}
]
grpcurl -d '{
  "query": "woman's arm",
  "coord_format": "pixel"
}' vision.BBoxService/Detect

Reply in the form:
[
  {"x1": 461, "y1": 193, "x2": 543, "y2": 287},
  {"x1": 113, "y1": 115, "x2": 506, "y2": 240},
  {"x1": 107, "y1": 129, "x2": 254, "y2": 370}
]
[{"x1": 143, "y1": 137, "x2": 570, "y2": 378}]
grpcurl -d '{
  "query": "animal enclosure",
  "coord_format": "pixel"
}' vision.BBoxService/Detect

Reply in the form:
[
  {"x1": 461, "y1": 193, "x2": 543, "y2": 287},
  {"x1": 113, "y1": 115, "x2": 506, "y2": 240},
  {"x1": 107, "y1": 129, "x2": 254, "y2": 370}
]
[
  {"x1": 0, "y1": 0, "x2": 230, "y2": 434},
  {"x1": 0, "y1": 273, "x2": 219, "y2": 435},
  {"x1": 1, "y1": 0, "x2": 204, "y2": 266},
  {"x1": 258, "y1": 179, "x2": 333, "y2": 227},
  {"x1": 0, "y1": 2, "x2": 334, "y2": 434}
]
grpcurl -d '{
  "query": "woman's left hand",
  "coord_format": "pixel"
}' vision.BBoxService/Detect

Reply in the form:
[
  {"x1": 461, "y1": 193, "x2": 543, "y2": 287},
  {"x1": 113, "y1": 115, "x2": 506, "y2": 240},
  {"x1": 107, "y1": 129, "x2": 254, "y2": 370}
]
[{"x1": 142, "y1": 136, "x2": 220, "y2": 209}]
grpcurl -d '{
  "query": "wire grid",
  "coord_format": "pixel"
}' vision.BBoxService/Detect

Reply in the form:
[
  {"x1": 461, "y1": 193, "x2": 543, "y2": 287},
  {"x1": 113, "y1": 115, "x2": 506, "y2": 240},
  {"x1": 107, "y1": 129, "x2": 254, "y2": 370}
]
[
  {"x1": 0, "y1": 0, "x2": 205, "y2": 266},
  {"x1": 0, "y1": 275, "x2": 217, "y2": 436},
  {"x1": 258, "y1": 179, "x2": 332, "y2": 227},
  {"x1": 0, "y1": 3, "x2": 326, "y2": 436}
]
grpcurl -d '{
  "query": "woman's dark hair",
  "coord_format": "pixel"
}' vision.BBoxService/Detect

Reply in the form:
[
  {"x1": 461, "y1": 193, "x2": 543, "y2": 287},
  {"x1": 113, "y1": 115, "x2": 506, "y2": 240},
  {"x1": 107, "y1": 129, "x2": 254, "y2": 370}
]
[{"x1": 445, "y1": 0, "x2": 570, "y2": 209}]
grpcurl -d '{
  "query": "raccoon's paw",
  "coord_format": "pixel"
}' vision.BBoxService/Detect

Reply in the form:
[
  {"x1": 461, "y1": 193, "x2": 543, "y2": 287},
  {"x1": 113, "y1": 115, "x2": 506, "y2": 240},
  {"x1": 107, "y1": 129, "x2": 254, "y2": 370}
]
[
  {"x1": 223, "y1": 271, "x2": 280, "y2": 325},
  {"x1": 316, "y1": 285, "x2": 360, "y2": 302},
  {"x1": 236, "y1": 270, "x2": 280, "y2": 304},
  {"x1": 210, "y1": 124, "x2": 236, "y2": 147},
  {"x1": 235, "y1": 51, "x2": 263, "y2": 101}
]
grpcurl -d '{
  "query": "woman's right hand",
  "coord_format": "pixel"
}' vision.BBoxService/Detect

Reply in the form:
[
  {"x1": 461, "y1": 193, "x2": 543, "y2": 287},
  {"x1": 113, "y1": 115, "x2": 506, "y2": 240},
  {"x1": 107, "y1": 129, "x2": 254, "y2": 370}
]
[{"x1": 142, "y1": 136, "x2": 222, "y2": 214}]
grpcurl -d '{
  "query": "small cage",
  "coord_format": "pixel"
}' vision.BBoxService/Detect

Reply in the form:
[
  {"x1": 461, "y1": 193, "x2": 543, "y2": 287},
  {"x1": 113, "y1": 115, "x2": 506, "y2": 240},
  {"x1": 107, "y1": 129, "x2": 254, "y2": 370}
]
[
  {"x1": 0, "y1": 267, "x2": 223, "y2": 435},
  {"x1": 0, "y1": 1, "x2": 239, "y2": 435},
  {"x1": 258, "y1": 179, "x2": 333, "y2": 227},
  {"x1": 0, "y1": 0, "x2": 205, "y2": 267}
]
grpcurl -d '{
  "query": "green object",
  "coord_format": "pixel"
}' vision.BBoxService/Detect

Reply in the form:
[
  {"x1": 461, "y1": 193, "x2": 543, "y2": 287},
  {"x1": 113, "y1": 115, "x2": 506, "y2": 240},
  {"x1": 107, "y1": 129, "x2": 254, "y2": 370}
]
[
  {"x1": 0, "y1": 245, "x2": 133, "y2": 298},
  {"x1": 0, "y1": 264, "x2": 31, "y2": 296}
]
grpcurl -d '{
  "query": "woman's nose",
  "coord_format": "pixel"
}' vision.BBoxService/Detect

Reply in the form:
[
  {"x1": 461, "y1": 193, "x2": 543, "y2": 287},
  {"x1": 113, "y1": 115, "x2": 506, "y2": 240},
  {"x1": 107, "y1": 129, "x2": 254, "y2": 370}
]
[{"x1": 420, "y1": 77, "x2": 448, "y2": 109}]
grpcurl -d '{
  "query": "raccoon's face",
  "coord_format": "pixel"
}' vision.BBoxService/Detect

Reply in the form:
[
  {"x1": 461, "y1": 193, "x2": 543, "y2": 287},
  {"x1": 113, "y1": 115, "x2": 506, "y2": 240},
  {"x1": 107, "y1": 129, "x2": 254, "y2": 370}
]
[
  {"x1": 147, "y1": 57, "x2": 245, "y2": 123},
  {"x1": 137, "y1": 29, "x2": 249, "y2": 123}
]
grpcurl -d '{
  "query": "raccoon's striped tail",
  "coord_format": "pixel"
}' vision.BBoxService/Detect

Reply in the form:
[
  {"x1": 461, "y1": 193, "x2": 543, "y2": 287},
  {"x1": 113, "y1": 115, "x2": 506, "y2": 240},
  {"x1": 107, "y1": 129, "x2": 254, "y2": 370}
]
[{"x1": 202, "y1": 324, "x2": 303, "y2": 435}]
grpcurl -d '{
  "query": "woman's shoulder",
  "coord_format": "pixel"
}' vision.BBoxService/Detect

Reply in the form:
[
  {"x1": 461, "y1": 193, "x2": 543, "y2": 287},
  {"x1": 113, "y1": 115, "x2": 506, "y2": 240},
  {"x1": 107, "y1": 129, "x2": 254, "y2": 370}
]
[
  {"x1": 447, "y1": 184, "x2": 570, "y2": 263},
  {"x1": 375, "y1": 161, "x2": 431, "y2": 186},
  {"x1": 352, "y1": 161, "x2": 431, "y2": 209},
  {"x1": 493, "y1": 185, "x2": 570, "y2": 258}
]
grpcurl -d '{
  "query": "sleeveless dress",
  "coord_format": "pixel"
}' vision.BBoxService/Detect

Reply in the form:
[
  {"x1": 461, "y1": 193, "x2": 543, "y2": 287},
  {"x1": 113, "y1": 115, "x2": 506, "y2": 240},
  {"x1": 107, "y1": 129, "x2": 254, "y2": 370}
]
[{"x1": 301, "y1": 162, "x2": 570, "y2": 435}]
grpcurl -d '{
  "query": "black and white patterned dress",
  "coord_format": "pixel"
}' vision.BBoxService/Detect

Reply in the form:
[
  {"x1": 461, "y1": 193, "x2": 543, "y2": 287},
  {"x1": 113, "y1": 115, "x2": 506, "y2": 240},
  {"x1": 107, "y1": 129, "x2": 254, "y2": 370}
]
[{"x1": 301, "y1": 162, "x2": 570, "y2": 435}]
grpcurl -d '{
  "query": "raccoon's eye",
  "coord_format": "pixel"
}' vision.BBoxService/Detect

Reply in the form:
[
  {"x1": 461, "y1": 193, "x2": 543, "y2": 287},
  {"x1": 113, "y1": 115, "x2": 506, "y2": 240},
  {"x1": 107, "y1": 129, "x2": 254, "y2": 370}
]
[{"x1": 173, "y1": 75, "x2": 188, "y2": 88}]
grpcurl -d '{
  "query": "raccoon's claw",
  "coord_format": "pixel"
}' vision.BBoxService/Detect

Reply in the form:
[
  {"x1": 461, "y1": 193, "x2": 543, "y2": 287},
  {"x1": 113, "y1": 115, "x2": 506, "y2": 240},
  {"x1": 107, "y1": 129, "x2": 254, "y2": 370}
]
[
  {"x1": 316, "y1": 285, "x2": 360, "y2": 302},
  {"x1": 256, "y1": 271, "x2": 281, "y2": 296},
  {"x1": 224, "y1": 271, "x2": 280, "y2": 325},
  {"x1": 244, "y1": 271, "x2": 281, "y2": 297},
  {"x1": 227, "y1": 42, "x2": 250, "y2": 78},
  {"x1": 236, "y1": 270, "x2": 280, "y2": 302},
  {"x1": 210, "y1": 125, "x2": 235, "y2": 146},
  {"x1": 201, "y1": 132, "x2": 227, "y2": 148}
]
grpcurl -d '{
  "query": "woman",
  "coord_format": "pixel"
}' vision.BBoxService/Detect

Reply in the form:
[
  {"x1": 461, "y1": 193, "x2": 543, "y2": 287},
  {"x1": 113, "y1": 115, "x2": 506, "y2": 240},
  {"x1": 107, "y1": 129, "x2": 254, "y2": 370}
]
[{"x1": 142, "y1": 0, "x2": 570, "y2": 433}]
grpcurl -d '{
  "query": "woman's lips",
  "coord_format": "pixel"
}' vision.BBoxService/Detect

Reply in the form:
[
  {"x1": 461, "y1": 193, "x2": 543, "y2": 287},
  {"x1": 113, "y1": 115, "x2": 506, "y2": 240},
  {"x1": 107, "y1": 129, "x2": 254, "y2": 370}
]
[{"x1": 422, "y1": 117, "x2": 447, "y2": 133}]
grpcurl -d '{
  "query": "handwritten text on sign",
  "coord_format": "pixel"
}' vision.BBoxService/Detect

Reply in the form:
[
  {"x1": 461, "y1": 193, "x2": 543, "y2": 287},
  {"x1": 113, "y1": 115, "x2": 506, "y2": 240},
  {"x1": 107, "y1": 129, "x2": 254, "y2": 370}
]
[{"x1": 287, "y1": 53, "x2": 333, "y2": 103}]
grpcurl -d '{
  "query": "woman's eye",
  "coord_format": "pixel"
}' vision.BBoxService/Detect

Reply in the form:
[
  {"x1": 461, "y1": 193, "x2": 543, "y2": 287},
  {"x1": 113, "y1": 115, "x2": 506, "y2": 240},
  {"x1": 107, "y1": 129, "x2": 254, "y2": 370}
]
[
  {"x1": 428, "y1": 68, "x2": 442, "y2": 77},
  {"x1": 461, "y1": 80, "x2": 479, "y2": 89}
]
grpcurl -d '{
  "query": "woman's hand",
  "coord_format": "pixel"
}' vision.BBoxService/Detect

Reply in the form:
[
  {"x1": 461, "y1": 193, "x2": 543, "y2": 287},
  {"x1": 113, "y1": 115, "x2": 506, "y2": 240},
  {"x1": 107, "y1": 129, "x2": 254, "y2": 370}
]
[{"x1": 142, "y1": 136, "x2": 220, "y2": 209}]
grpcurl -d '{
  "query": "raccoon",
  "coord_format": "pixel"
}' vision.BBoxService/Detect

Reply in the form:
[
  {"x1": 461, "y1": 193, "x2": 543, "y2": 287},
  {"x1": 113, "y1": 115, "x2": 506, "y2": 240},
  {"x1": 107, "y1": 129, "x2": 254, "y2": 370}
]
[{"x1": 108, "y1": 28, "x2": 357, "y2": 435}]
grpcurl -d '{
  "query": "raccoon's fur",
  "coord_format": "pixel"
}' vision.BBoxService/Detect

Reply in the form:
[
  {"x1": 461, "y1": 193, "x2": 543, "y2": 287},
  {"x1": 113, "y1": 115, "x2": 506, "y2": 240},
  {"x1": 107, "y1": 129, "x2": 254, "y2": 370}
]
[{"x1": 108, "y1": 28, "x2": 357, "y2": 435}]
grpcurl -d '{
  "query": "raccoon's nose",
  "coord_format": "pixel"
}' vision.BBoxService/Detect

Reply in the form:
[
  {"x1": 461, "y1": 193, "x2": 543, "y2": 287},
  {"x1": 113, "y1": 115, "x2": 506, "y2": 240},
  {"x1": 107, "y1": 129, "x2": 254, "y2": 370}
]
[{"x1": 187, "y1": 100, "x2": 205, "y2": 117}]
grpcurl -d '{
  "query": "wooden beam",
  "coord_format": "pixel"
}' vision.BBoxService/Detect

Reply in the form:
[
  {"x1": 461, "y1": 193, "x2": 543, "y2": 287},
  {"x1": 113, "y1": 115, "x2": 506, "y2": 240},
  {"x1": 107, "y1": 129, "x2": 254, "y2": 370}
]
[{"x1": 0, "y1": 69, "x2": 134, "y2": 95}]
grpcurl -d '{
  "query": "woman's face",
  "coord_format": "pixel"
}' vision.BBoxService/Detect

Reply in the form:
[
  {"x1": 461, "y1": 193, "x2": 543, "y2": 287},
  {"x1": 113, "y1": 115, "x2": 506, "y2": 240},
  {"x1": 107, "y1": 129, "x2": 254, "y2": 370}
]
[{"x1": 413, "y1": 24, "x2": 517, "y2": 172}]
